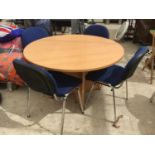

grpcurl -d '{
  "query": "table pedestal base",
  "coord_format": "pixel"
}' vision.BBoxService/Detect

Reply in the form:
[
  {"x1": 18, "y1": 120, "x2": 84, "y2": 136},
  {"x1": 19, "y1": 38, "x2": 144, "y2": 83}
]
[{"x1": 64, "y1": 72, "x2": 101, "y2": 110}]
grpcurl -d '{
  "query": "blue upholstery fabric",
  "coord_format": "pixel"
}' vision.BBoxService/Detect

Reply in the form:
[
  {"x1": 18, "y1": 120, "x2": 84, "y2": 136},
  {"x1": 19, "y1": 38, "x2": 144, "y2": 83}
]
[
  {"x1": 33, "y1": 20, "x2": 53, "y2": 35},
  {"x1": 84, "y1": 24, "x2": 109, "y2": 38},
  {"x1": 49, "y1": 71, "x2": 81, "y2": 96},
  {"x1": 125, "y1": 47, "x2": 148, "y2": 70},
  {"x1": 86, "y1": 46, "x2": 149, "y2": 87},
  {"x1": 13, "y1": 59, "x2": 81, "y2": 97},
  {"x1": 21, "y1": 27, "x2": 48, "y2": 48},
  {"x1": 86, "y1": 65, "x2": 125, "y2": 86},
  {"x1": 122, "y1": 46, "x2": 149, "y2": 80},
  {"x1": 0, "y1": 28, "x2": 23, "y2": 43}
]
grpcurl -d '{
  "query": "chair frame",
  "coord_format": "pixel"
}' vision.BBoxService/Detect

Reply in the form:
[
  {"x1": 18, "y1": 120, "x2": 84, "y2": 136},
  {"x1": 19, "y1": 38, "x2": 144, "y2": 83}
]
[
  {"x1": 86, "y1": 80, "x2": 128, "y2": 128},
  {"x1": 13, "y1": 59, "x2": 84, "y2": 134},
  {"x1": 86, "y1": 46, "x2": 149, "y2": 128},
  {"x1": 26, "y1": 86, "x2": 83, "y2": 135}
]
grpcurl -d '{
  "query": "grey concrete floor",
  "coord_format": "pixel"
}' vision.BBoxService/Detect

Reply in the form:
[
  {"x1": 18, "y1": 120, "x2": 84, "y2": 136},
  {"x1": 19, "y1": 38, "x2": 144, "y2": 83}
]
[{"x1": 0, "y1": 24, "x2": 155, "y2": 135}]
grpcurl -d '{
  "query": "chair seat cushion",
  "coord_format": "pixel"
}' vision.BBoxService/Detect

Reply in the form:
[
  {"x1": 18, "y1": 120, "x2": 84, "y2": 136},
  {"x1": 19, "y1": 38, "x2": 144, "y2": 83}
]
[
  {"x1": 49, "y1": 71, "x2": 81, "y2": 96},
  {"x1": 86, "y1": 65, "x2": 125, "y2": 86}
]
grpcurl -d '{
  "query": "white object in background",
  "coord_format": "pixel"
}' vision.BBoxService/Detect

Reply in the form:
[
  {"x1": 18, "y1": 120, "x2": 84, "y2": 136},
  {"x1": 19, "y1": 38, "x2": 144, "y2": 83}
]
[{"x1": 115, "y1": 20, "x2": 129, "y2": 41}]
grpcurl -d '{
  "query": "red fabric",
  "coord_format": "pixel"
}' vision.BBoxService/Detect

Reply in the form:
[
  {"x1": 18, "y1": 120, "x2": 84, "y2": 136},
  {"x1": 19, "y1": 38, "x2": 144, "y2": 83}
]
[
  {"x1": 0, "y1": 37, "x2": 23, "y2": 51},
  {"x1": 0, "y1": 24, "x2": 17, "y2": 37},
  {"x1": 9, "y1": 25, "x2": 17, "y2": 29},
  {"x1": 0, "y1": 51, "x2": 24, "y2": 86},
  {"x1": 0, "y1": 37, "x2": 24, "y2": 85},
  {"x1": 0, "y1": 27, "x2": 11, "y2": 33},
  {"x1": 0, "y1": 26, "x2": 24, "y2": 86}
]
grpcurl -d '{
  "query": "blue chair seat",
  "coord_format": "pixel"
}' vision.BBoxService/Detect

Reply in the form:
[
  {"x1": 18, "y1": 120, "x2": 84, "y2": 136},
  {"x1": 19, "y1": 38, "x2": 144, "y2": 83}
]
[
  {"x1": 50, "y1": 71, "x2": 81, "y2": 96},
  {"x1": 86, "y1": 65, "x2": 125, "y2": 87},
  {"x1": 85, "y1": 46, "x2": 149, "y2": 127}
]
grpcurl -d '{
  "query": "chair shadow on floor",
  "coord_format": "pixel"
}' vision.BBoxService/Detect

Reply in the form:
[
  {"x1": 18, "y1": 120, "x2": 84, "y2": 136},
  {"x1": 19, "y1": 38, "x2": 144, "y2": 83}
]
[
  {"x1": 126, "y1": 94, "x2": 155, "y2": 134},
  {"x1": 0, "y1": 87, "x2": 86, "y2": 134}
]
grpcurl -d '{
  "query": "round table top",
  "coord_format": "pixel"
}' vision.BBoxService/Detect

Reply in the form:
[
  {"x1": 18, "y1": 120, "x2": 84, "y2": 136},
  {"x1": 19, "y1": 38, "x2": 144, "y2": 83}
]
[{"x1": 23, "y1": 35, "x2": 124, "y2": 72}]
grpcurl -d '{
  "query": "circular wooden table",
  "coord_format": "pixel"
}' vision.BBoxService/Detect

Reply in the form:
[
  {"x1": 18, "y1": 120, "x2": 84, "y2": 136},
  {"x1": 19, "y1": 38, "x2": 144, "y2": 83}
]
[{"x1": 24, "y1": 34, "x2": 124, "y2": 107}]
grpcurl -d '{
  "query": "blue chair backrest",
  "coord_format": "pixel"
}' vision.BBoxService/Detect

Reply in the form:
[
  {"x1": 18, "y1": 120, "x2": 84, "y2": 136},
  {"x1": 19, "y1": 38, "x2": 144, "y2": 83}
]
[
  {"x1": 13, "y1": 59, "x2": 57, "y2": 96},
  {"x1": 21, "y1": 27, "x2": 49, "y2": 48},
  {"x1": 84, "y1": 24, "x2": 109, "y2": 38},
  {"x1": 122, "y1": 46, "x2": 149, "y2": 81}
]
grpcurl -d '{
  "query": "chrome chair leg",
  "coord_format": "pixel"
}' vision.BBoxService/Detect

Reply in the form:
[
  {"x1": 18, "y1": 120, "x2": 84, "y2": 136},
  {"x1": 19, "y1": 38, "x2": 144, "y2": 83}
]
[
  {"x1": 111, "y1": 87, "x2": 123, "y2": 128},
  {"x1": 60, "y1": 96, "x2": 67, "y2": 135},
  {"x1": 27, "y1": 87, "x2": 31, "y2": 118},
  {"x1": 126, "y1": 80, "x2": 128, "y2": 100},
  {"x1": 85, "y1": 83, "x2": 95, "y2": 105},
  {"x1": 112, "y1": 88, "x2": 116, "y2": 121},
  {"x1": 77, "y1": 89, "x2": 84, "y2": 114}
]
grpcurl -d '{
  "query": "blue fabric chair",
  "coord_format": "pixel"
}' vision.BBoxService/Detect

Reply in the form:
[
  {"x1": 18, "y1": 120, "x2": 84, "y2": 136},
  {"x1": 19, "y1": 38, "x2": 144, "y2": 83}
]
[
  {"x1": 84, "y1": 24, "x2": 109, "y2": 38},
  {"x1": 13, "y1": 59, "x2": 83, "y2": 134},
  {"x1": 21, "y1": 27, "x2": 49, "y2": 48},
  {"x1": 86, "y1": 46, "x2": 149, "y2": 127}
]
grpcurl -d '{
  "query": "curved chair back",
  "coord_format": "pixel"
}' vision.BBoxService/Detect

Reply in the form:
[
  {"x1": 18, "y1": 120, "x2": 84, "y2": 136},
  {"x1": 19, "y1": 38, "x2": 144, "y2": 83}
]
[
  {"x1": 84, "y1": 24, "x2": 109, "y2": 38},
  {"x1": 122, "y1": 46, "x2": 149, "y2": 81},
  {"x1": 21, "y1": 27, "x2": 49, "y2": 48},
  {"x1": 13, "y1": 59, "x2": 57, "y2": 96}
]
